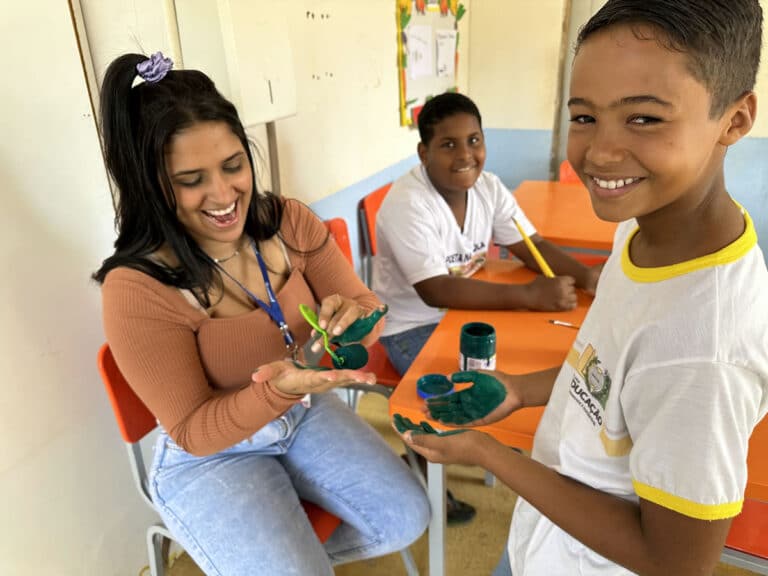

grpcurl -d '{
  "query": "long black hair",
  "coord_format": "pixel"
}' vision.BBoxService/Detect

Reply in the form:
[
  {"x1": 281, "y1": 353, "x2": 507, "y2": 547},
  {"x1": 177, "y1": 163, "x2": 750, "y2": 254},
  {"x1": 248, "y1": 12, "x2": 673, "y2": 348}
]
[{"x1": 92, "y1": 53, "x2": 284, "y2": 307}]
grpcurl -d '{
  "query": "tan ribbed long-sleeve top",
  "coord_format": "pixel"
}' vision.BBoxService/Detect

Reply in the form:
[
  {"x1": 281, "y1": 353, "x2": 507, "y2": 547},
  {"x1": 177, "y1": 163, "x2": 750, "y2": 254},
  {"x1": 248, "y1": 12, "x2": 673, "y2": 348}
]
[{"x1": 102, "y1": 200, "x2": 382, "y2": 456}]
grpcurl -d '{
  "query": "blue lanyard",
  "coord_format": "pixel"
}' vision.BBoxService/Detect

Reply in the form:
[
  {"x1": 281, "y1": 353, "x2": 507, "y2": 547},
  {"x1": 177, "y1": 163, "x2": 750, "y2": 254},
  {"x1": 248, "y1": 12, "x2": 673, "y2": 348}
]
[{"x1": 214, "y1": 239, "x2": 298, "y2": 357}]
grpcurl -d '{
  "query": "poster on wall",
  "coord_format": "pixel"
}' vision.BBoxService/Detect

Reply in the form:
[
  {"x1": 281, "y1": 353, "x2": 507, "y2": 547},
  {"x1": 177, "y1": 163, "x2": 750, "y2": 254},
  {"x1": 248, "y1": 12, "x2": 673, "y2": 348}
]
[{"x1": 396, "y1": 0, "x2": 466, "y2": 127}]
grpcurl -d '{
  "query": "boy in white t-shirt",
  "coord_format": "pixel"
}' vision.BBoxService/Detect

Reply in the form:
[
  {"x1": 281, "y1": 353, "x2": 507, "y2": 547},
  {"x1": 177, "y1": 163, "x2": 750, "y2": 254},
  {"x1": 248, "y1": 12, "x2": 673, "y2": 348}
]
[
  {"x1": 396, "y1": 1, "x2": 768, "y2": 574},
  {"x1": 375, "y1": 93, "x2": 600, "y2": 377}
]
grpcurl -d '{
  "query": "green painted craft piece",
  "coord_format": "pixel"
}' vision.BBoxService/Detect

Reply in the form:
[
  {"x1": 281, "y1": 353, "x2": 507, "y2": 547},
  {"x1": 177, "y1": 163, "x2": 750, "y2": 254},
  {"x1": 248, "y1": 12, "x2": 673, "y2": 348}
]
[
  {"x1": 332, "y1": 343, "x2": 368, "y2": 370},
  {"x1": 426, "y1": 371, "x2": 506, "y2": 424},
  {"x1": 392, "y1": 413, "x2": 466, "y2": 437},
  {"x1": 298, "y1": 304, "x2": 342, "y2": 364},
  {"x1": 331, "y1": 305, "x2": 389, "y2": 345}
]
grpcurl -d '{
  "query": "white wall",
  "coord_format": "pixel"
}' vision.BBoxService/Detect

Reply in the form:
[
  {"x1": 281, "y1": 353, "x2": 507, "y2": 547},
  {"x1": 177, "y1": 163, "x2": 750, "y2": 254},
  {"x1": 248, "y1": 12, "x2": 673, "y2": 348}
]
[
  {"x1": 0, "y1": 3, "x2": 157, "y2": 575},
  {"x1": 274, "y1": 0, "x2": 471, "y2": 203},
  {"x1": 468, "y1": 0, "x2": 567, "y2": 130}
]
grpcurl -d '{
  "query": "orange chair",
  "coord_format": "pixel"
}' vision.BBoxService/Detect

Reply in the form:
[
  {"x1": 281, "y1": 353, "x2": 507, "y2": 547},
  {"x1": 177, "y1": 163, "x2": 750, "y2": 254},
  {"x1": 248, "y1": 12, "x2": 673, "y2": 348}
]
[
  {"x1": 97, "y1": 344, "x2": 342, "y2": 576},
  {"x1": 559, "y1": 159, "x2": 581, "y2": 184},
  {"x1": 720, "y1": 416, "x2": 768, "y2": 574},
  {"x1": 323, "y1": 216, "x2": 402, "y2": 390},
  {"x1": 358, "y1": 182, "x2": 393, "y2": 287}
]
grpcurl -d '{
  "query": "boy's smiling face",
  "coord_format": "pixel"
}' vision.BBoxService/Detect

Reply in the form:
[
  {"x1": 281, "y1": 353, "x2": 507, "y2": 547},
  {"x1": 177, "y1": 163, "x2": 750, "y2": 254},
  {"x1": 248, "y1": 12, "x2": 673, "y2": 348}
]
[
  {"x1": 567, "y1": 24, "x2": 731, "y2": 223},
  {"x1": 418, "y1": 112, "x2": 486, "y2": 197}
]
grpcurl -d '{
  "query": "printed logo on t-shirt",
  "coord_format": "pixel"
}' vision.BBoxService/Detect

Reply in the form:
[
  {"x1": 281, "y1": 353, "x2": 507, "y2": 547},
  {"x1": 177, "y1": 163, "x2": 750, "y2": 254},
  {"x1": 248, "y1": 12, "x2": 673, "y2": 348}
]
[
  {"x1": 566, "y1": 343, "x2": 632, "y2": 457},
  {"x1": 447, "y1": 248, "x2": 487, "y2": 277},
  {"x1": 566, "y1": 344, "x2": 612, "y2": 427}
]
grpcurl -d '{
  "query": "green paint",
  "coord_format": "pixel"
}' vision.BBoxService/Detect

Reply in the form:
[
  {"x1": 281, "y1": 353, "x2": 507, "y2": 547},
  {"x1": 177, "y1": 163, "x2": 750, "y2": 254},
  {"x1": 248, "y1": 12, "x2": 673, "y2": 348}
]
[
  {"x1": 426, "y1": 371, "x2": 506, "y2": 424},
  {"x1": 332, "y1": 343, "x2": 368, "y2": 370},
  {"x1": 393, "y1": 413, "x2": 466, "y2": 437},
  {"x1": 331, "y1": 305, "x2": 388, "y2": 345},
  {"x1": 417, "y1": 373, "x2": 453, "y2": 398}
]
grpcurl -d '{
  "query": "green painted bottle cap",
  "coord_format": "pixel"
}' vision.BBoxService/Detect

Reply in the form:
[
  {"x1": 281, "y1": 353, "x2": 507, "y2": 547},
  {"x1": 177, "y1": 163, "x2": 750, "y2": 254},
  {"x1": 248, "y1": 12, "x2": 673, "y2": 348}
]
[{"x1": 417, "y1": 373, "x2": 454, "y2": 399}]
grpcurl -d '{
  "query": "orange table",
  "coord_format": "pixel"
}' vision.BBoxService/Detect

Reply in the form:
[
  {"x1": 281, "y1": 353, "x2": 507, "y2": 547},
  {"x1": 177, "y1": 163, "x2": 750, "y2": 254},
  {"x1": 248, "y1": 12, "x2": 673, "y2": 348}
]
[
  {"x1": 388, "y1": 259, "x2": 768, "y2": 576},
  {"x1": 389, "y1": 260, "x2": 591, "y2": 576},
  {"x1": 514, "y1": 180, "x2": 617, "y2": 251}
]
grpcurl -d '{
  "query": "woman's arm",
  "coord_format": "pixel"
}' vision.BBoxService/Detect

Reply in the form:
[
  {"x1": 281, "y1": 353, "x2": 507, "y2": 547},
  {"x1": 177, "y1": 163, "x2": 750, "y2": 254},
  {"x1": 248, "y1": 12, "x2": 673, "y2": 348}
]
[{"x1": 103, "y1": 269, "x2": 302, "y2": 456}]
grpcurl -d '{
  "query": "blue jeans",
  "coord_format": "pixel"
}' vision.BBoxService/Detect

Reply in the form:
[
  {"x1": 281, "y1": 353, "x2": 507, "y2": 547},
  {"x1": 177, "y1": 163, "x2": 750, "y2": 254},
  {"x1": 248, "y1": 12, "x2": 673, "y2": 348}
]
[
  {"x1": 149, "y1": 393, "x2": 429, "y2": 575},
  {"x1": 492, "y1": 546, "x2": 513, "y2": 576},
  {"x1": 380, "y1": 323, "x2": 439, "y2": 376}
]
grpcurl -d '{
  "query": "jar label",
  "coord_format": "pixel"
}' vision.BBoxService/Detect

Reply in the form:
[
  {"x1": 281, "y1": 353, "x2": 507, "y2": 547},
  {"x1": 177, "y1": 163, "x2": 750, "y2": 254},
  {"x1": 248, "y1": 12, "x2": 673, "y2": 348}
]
[{"x1": 460, "y1": 353, "x2": 496, "y2": 371}]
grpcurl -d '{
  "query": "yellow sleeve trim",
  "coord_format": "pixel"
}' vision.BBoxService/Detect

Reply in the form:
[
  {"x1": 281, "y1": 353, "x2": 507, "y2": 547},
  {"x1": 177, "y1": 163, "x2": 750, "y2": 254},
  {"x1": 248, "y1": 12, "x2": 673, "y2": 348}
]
[{"x1": 632, "y1": 480, "x2": 743, "y2": 520}]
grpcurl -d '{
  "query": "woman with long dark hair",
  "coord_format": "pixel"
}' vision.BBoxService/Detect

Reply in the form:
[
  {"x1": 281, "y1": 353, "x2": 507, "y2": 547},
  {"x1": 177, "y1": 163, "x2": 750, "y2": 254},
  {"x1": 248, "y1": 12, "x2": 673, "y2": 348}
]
[{"x1": 94, "y1": 52, "x2": 428, "y2": 575}]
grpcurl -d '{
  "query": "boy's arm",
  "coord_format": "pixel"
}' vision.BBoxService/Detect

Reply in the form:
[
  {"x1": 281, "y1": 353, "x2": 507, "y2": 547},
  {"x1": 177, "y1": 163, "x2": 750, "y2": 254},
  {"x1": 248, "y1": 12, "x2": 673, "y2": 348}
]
[
  {"x1": 507, "y1": 234, "x2": 602, "y2": 293},
  {"x1": 405, "y1": 429, "x2": 731, "y2": 576},
  {"x1": 413, "y1": 273, "x2": 576, "y2": 311},
  {"x1": 477, "y1": 440, "x2": 732, "y2": 576}
]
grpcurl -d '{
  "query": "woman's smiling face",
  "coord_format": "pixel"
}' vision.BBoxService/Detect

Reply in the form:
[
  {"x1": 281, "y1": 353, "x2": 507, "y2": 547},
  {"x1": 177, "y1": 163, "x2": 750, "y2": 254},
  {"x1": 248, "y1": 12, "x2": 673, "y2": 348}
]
[{"x1": 165, "y1": 121, "x2": 253, "y2": 259}]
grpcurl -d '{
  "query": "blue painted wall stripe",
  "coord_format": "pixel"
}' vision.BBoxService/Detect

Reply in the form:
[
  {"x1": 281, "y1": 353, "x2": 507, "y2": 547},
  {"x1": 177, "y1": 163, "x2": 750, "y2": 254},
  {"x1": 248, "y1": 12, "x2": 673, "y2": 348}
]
[{"x1": 312, "y1": 130, "x2": 768, "y2": 272}]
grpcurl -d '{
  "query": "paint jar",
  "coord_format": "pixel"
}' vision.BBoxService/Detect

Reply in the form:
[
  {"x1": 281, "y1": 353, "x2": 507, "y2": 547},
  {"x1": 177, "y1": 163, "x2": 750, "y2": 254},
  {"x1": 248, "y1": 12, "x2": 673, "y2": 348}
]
[
  {"x1": 459, "y1": 322, "x2": 496, "y2": 371},
  {"x1": 417, "y1": 374, "x2": 454, "y2": 399}
]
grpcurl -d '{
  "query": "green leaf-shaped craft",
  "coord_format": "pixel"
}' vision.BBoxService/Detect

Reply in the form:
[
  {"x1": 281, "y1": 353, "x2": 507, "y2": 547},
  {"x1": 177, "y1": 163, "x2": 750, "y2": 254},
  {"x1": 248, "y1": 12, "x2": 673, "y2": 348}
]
[{"x1": 330, "y1": 305, "x2": 388, "y2": 345}]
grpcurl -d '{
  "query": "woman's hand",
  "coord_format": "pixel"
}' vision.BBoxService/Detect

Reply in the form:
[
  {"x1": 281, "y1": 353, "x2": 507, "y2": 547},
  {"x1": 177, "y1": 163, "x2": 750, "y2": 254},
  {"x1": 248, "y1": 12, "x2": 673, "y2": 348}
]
[
  {"x1": 251, "y1": 359, "x2": 376, "y2": 396},
  {"x1": 310, "y1": 294, "x2": 383, "y2": 353},
  {"x1": 426, "y1": 370, "x2": 525, "y2": 427}
]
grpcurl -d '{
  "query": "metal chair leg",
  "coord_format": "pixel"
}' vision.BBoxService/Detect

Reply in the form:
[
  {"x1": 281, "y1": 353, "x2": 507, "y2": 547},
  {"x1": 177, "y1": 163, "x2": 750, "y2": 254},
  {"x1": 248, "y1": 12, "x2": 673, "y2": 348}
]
[
  {"x1": 400, "y1": 547, "x2": 420, "y2": 576},
  {"x1": 147, "y1": 524, "x2": 171, "y2": 576}
]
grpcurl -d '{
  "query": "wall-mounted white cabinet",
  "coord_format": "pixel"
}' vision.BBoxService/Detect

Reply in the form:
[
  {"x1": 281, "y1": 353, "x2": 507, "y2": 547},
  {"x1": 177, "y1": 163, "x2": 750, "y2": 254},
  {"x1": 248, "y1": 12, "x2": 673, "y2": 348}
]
[
  {"x1": 76, "y1": 0, "x2": 297, "y2": 127},
  {"x1": 175, "y1": 0, "x2": 297, "y2": 126}
]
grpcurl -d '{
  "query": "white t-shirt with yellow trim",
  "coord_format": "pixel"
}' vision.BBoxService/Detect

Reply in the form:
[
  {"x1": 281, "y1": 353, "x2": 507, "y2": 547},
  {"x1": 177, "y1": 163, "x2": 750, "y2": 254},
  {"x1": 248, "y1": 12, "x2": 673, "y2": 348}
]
[
  {"x1": 507, "y1": 211, "x2": 768, "y2": 576},
  {"x1": 374, "y1": 165, "x2": 536, "y2": 336}
]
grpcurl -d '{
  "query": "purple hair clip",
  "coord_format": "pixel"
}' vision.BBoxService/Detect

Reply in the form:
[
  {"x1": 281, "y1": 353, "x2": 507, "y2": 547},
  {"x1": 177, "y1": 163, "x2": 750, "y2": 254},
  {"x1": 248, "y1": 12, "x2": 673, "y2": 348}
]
[{"x1": 136, "y1": 52, "x2": 173, "y2": 83}]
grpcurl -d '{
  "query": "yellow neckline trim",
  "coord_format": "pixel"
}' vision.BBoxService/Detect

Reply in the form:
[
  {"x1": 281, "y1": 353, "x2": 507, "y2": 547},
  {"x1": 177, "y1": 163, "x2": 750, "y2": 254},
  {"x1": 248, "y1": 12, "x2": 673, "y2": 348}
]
[
  {"x1": 633, "y1": 481, "x2": 743, "y2": 520},
  {"x1": 621, "y1": 207, "x2": 757, "y2": 283}
]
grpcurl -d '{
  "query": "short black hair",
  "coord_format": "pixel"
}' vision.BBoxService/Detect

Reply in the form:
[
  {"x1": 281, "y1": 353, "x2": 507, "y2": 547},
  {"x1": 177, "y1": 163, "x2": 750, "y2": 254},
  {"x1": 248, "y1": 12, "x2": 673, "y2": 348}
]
[
  {"x1": 417, "y1": 92, "x2": 482, "y2": 144},
  {"x1": 576, "y1": 0, "x2": 763, "y2": 117}
]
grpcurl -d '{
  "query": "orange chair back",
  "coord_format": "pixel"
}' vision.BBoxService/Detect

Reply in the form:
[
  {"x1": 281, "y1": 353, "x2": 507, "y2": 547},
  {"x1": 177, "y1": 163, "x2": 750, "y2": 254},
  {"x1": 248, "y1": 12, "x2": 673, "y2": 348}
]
[
  {"x1": 97, "y1": 343, "x2": 343, "y2": 542},
  {"x1": 325, "y1": 217, "x2": 354, "y2": 266},
  {"x1": 359, "y1": 182, "x2": 393, "y2": 257},
  {"x1": 559, "y1": 160, "x2": 580, "y2": 184},
  {"x1": 725, "y1": 499, "x2": 768, "y2": 560},
  {"x1": 98, "y1": 343, "x2": 157, "y2": 443}
]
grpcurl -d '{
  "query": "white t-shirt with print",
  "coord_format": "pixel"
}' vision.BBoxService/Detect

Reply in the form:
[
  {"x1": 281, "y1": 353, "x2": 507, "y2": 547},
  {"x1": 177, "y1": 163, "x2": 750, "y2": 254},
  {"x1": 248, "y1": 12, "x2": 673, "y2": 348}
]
[
  {"x1": 374, "y1": 165, "x2": 536, "y2": 336},
  {"x1": 507, "y1": 212, "x2": 768, "y2": 576}
]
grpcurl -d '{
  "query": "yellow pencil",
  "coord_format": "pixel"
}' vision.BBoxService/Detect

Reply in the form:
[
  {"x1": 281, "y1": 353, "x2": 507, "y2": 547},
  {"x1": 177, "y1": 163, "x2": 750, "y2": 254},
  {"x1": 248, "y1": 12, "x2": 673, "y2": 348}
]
[{"x1": 512, "y1": 217, "x2": 555, "y2": 278}]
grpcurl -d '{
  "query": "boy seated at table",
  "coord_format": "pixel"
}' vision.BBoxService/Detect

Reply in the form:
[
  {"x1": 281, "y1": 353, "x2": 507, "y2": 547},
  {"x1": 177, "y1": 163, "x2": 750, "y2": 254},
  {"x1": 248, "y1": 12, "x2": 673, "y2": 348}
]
[
  {"x1": 396, "y1": 0, "x2": 768, "y2": 574},
  {"x1": 374, "y1": 92, "x2": 600, "y2": 378},
  {"x1": 374, "y1": 91, "x2": 600, "y2": 524}
]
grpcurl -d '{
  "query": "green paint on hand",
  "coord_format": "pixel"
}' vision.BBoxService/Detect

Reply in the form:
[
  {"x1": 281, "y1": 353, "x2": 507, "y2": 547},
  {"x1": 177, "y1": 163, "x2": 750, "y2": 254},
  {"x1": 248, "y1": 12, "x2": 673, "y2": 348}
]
[
  {"x1": 392, "y1": 413, "x2": 466, "y2": 437},
  {"x1": 331, "y1": 305, "x2": 388, "y2": 345},
  {"x1": 426, "y1": 371, "x2": 506, "y2": 424}
]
